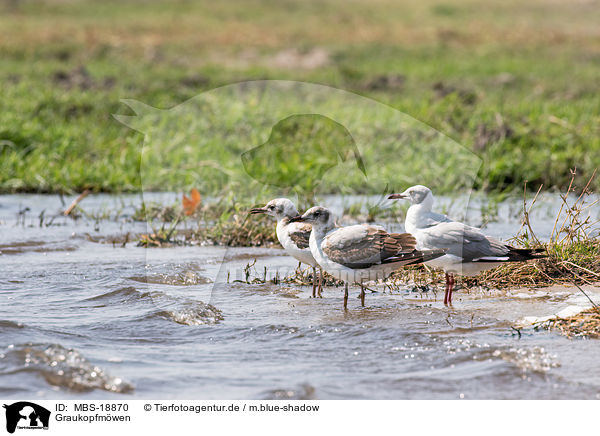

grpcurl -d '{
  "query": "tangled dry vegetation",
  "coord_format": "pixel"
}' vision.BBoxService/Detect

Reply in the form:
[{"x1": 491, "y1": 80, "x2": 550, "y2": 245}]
[
  {"x1": 542, "y1": 308, "x2": 600, "y2": 339},
  {"x1": 136, "y1": 198, "x2": 278, "y2": 247},
  {"x1": 474, "y1": 171, "x2": 599, "y2": 289}
]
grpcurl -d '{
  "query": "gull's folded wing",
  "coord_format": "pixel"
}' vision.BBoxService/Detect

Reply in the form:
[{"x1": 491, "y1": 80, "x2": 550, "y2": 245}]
[
  {"x1": 322, "y1": 225, "x2": 417, "y2": 269},
  {"x1": 419, "y1": 222, "x2": 510, "y2": 261},
  {"x1": 287, "y1": 222, "x2": 312, "y2": 250}
]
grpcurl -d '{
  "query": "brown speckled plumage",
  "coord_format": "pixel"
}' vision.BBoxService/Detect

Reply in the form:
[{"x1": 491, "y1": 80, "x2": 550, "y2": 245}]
[{"x1": 322, "y1": 225, "x2": 418, "y2": 268}]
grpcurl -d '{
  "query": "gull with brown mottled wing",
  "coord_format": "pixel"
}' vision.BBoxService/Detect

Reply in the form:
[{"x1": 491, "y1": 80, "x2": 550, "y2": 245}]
[{"x1": 290, "y1": 206, "x2": 447, "y2": 309}]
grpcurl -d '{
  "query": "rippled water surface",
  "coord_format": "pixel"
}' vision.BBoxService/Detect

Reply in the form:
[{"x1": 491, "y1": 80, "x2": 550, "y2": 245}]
[{"x1": 1, "y1": 193, "x2": 599, "y2": 399}]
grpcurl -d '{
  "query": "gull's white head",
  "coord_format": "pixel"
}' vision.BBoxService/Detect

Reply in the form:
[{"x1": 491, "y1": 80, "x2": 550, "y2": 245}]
[
  {"x1": 290, "y1": 206, "x2": 335, "y2": 232},
  {"x1": 250, "y1": 198, "x2": 299, "y2": 220},
  {"x1": 388, "y1": 185, "x2": 433, "y2": 208}
]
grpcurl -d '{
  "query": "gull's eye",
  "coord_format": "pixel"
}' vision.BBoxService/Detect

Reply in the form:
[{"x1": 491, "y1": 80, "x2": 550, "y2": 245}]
[{"x1": 268, "y1": 205, "x2": 275, "y2": 210}]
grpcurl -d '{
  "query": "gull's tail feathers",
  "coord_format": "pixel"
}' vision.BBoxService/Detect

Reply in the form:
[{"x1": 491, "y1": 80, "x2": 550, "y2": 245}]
[{"x1": 474, "y1": 246, "x2": 547, "y2": 263}]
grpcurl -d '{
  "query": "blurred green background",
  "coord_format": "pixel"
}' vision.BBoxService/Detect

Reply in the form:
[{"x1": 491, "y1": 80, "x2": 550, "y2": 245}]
[{"x1": 1, "y1": 0, "x2": 598, "y2": 195}]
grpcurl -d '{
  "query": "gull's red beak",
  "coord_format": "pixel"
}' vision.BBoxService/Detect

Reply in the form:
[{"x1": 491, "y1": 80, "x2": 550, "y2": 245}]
[
  {"x1": 288, "y1": 215, "x2": 305, "y2": 223},
  {"x1": 250, "y1": 207, "x2": 267, "y2": 215},
  {"x1": 387, "y1": 193, "x2": 407, "y2": 199}
]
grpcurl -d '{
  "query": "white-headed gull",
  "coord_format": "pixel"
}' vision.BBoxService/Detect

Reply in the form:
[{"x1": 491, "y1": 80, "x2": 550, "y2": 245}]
[
  {"x1": 290, "y1": 206, "x2": 447, "y2": 309},
  {"x1": 250, "y1": 198, "x2": 323, "y2": 297},
  {"x1": 388, "y1": 185, "x2": 545, "y2": 305}
]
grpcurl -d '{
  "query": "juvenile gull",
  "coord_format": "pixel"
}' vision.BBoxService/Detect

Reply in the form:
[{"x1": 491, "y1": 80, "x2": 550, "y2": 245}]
[
  {"x1": 388, "y1": 185, "x2": 545, "y2": 305},
  {"x1": 290, "y1": 206, "x2": 446, "y2": 309},
  {"x1": 250, "y1": 198, "x2": 323, "y2": 297}
]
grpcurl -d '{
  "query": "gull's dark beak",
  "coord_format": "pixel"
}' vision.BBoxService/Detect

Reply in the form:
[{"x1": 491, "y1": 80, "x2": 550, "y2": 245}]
[
  {"x1": 288, "y1": 215, "x2": 305, "y2": 223},
  {"x1": 250, "y1": 207, "x2": 267, "y2": 215},
  {"x1": 387, "y1": 193, "x2": 407, "y2": 200}
]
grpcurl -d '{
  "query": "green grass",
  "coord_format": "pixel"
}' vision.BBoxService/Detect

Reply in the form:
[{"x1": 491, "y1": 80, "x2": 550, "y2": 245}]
[{"x1": 1, "y1": 0, "x2": 599, "y2": 195}]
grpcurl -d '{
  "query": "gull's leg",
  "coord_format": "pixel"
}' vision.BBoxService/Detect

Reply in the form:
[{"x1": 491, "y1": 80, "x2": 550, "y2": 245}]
[
  {"x1": 359, "y1": 284, "x2": 365, "y2": 307},
  {"x1": 344, "y1": 283, "x2": 349, "y2": 310},
  {"x1": 318, "y1": 268, "x2": 323, "y2": 298},
  {"x1": 314, "y1": 267, "x2": 319, "y2": 298},
  {"x1": 448, "y1": 274, "x2": 455, "y2": 305},
  {"x1": 444, "y1": 273, "x2": 451, "y2": 305}
]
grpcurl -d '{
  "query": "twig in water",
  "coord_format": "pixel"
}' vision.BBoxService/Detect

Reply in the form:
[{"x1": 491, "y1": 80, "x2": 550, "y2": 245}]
[
  {"x1": 64, "y1": 189, "x2": 90, "y2": 216},
  {"x1": 164, "y1": 214, "x2": 180, "y2": 241},
  {"x1": 551, "y1": 169, "x2": 576, "y2": 239},
  {"x1": 515, "y1": 181, "x2": 542, "y2": 244},
  {"x1": 542, "y1": 261, "x2": 600, "y2": 310},
  {"x1": 121, "y1": 233, "x2": 129, "y2": 248},
  {"x1": 565, "y1": 273, "x2": 600, "y2": 311}
]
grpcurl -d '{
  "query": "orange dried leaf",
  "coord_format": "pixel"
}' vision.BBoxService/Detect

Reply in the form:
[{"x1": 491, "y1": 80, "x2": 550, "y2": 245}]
[{"x1": 182, "y1": 188, "x2": 201, "y2": 216}]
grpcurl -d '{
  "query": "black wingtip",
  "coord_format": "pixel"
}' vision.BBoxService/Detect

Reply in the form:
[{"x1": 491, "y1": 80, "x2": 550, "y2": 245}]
[
  {"x1": 381, "y1": 249, "x2": 446, "y2": 267},
  {"x1": 506, "y1": 246, "x2": 548, "y2": 261},
  {"x1": 412, "y1": 249, "x2": 447, "y2": 265}
]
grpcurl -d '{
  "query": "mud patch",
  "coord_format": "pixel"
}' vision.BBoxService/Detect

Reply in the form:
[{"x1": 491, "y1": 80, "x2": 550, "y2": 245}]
[
  {"x1": 432, "y1": 81, "x2": 477, "y2": 104},
  {"x1": 0, "y1": 240, "x2": 77, "y2": 255},
  {"x1": 0, "y1": 320, "x2": 25, "y2": 329},
  {"x1": 52, "y1": 66, "x2": 115, "y2": 90},
  {"x1": 84, "y1": 232, "x2": 137, "y2": 246},
  {"x1": 361, "y1": 74, "x2": 406, "y2": 91},
  {"x1": 473, "y1": 120, "x2": 514, "y2": 152}
]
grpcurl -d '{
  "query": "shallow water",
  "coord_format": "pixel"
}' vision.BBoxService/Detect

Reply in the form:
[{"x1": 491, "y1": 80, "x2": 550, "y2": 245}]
[{"x1": 1, "y1": 193, "x2": 599, "y2": 399}]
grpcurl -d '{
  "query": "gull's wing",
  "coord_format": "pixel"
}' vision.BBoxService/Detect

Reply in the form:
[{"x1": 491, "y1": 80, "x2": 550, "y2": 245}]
[
  {"x1": 287, "y1": 222, "x2": 312, "y2": 250},
  {"x1": 322, "y1": 225, "x2": 417, "y2": 269},
  {"x1": 419, "y1": 211, "x2": 453, "y2": 228},
  {"x1": 419, "y1": 221, "x2": 510, "y2": 261}
]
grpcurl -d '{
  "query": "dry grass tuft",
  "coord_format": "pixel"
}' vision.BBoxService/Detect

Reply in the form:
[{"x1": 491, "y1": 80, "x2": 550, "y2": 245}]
[
  {"x1": 136, "y1": 199, "x2": 279, "y2": 247},
  {"x1": 478, "y1": 169, "x2": 600, "y2": 288},
  {"x1": 545, "y1": 308, "x2": 600, "y2": 339}
]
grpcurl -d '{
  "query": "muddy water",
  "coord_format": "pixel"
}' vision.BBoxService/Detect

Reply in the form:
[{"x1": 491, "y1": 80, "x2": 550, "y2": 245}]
[{"x1": 1, "y1": 193, "x2": 599, "y2": 399}]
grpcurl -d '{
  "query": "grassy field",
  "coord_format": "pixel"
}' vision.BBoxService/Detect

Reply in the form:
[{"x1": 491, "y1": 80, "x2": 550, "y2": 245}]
[{"x1": 1, "y1": 0, "x2": 599, "y2": 195}]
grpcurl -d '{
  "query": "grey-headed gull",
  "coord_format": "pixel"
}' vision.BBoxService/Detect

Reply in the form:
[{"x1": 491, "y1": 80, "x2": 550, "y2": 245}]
[
  {"x1": 250, "y1": 198, "x2": 323, "y2": 297},
  {"x1": 388, "y1": 185, "x2": 545, "y2": 305},
  {"x1": 290, "y1": 206, "x2": 447, "y2": 309}
]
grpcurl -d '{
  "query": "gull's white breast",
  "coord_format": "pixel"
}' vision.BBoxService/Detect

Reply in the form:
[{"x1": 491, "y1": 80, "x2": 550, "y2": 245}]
[{"x1": 277, "y1": 221, "x2": 318, "y2": 267}]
